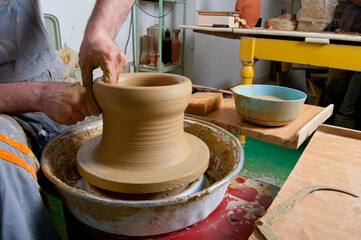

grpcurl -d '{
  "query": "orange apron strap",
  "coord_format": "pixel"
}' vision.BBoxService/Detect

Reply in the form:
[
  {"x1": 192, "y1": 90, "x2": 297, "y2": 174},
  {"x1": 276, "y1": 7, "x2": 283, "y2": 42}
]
[
  {"x1": 0, "y1": 133, "x2": 34, "y2": 159},
  {"x1": 0, "y1": 149, "x2": 37, "y2": 180}
]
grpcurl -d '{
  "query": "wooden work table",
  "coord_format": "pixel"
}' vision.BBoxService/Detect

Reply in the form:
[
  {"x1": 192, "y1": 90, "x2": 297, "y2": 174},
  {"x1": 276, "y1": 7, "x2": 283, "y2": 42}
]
[
  {"x1": 187, "y1": 86, "x2": 333, "y2": 149},
  {"x1": 249, "y1": 124, "x2": 361, "y2": 239}
]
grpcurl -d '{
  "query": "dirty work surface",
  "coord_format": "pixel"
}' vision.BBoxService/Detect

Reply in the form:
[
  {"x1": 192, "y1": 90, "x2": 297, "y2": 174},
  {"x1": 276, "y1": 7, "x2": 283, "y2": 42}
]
[{"x1": 250, "y1": 125, "x2": 361, "y2": 239}]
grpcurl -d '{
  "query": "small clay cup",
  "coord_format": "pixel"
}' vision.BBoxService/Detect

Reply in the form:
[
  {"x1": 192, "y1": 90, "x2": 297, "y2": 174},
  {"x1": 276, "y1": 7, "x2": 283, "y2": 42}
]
[{"x1": 149, "y1": 52, "x2": 159, "y2": 68}]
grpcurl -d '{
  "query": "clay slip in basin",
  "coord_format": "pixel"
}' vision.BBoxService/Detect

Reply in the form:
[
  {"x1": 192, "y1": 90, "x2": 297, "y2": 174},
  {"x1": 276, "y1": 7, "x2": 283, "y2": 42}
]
[
  {"x1": 232, "y1": 84, "x2": 307, "y2": 126},
  {"x1": 77, "y1": 73, "x2": 210, "y2": 194}
]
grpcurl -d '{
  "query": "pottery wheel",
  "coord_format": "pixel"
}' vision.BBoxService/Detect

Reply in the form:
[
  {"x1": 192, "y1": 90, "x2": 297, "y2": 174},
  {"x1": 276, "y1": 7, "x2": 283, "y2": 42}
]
[{"x1": 77, "y1": 132, "x2": 209, "y2": 194}]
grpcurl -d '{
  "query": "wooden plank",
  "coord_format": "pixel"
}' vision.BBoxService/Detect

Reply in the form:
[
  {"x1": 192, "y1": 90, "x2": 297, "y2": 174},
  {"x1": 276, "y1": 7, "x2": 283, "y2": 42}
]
[
  {"x1": 252, "y1": 125, "x2": 361, "y2": 239},
  {"x1": 179, "y1": 25, "x2": 361, "y2": 44},
  {"x1": 233, "y1": 28, "x2": 361, "y2": 43},
  {"x1": 294, "y1": 105, "x2": 334, "y2": 148},
  {"x1": 179, "y1": 25, "x2": 233, "y2": 33},
  {"x1": 179, "y1": 24, "x2": 241, "y2": 39},
  {"x1": 197, "y1": 11, "x2": 240, "y2": 17},
  {"x1": 186, "y1": 98, "x2": 333, "y2": 149}
]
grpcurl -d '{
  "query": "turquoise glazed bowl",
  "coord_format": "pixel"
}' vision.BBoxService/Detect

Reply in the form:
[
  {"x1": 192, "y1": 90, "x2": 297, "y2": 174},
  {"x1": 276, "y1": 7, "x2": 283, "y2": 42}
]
[{"x1": 231, "y1": 85, "x2": 307, "y2": 126}]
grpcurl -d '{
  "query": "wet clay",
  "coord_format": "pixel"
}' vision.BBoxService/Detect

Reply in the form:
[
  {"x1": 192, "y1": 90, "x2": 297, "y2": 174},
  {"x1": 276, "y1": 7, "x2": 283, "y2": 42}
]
[
  {"x1": 253, "y1": 95, "x2": 288, "y2": 101},
  {"x1": 77, "y1": 73, "x2": 210, "y2": 194},
  {"x1": 45, "y1": 118, "x2": 239, "y2": 201}
]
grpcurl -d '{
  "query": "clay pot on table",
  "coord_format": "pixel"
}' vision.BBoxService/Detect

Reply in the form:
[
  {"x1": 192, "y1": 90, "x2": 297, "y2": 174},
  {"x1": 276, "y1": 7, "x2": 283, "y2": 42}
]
[{"x1": 235, "y1": 0, "x2": 262, "y2": 28}]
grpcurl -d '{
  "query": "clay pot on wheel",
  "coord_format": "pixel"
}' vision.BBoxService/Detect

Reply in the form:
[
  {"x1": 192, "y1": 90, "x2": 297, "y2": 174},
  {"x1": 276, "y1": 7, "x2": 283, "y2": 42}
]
[
  {"x1": 77, "y1": 73, "x2": 210, "y2": 194},
  {"x1": 235, "y1": 0, "x2": 262, "y2": 28}
]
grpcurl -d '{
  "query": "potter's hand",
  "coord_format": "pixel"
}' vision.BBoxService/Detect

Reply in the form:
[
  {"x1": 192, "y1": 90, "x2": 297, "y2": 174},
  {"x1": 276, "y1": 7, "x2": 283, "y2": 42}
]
[
  {"x1": 79, "y1": 33, "x2": 127, "y2": 86},
  {"x1": 79, "y1": 0, "x2": 133, "y2": 85},
  {"x1": 42, "y1": 82, "x2": 101, "y2": 125}
]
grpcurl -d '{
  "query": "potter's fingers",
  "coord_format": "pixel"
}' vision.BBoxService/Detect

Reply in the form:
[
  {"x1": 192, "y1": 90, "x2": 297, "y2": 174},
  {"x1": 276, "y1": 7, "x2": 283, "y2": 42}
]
[
  {"x1": 84, "y1": 87, "x2": 102, "y2": 116},
  {"x1": 117, "y1": 51, "x2": 127, "y2": 71},
  {"x1": 81, "y1": 63, "x2": 94, "y2": 87},
  {"x1": 69, "y1": 111, "x2": 86, "y2": 125},
  {"x1": 57, "y1": 105, "x2": 85, "y2": 125},
  {"x1": 56, "y1": 110, "x2": 66, "y2": 125},
  {"x1": 101, "y1": 65, "x2": 113, "y2": 84},
  {"x1": 77, "y1": 102, "x2": 90, "y2": 118},
  {"x1": 111, "y1": 70, "x2": 119, "y2": 85},
  {"x1": 116, "y1": 52, "x2": 127, "y2": 83},
  {"x1": 85, "y1": 94, "x2": 102, "y2": 116},
  {"x1": 106, "y1": 50, "x2": 126, "y2": 85},
  {"x1": 98, "y1": 54, "x2": 113, "y2": 84},
  {"x1": 85, "y1": 101, "x2": 101, "y2": 116},
  {"x1": 66, "y1": 83, "x2": 89, "y2": 117},
  {"x1": 109, "y1": 63, "x2": 125, "y2": 86}
]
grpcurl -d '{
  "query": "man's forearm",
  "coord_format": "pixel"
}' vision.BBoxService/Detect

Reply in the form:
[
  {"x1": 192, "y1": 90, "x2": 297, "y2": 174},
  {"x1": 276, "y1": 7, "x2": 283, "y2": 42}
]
[
  {"x1": 84, "y1": 0, "x2": 135, "y2": 39},
  {"x1": 0, "y1": 81, "x2": 101, "y2": 125},
  {"x1": 0, "y1": 82, "x2": 44, "y2": 114}
]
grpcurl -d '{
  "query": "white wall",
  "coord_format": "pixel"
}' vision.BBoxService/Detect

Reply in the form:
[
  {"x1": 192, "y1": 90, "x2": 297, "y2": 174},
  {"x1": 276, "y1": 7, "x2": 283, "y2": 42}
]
[
  {"x1": 183, "y1": 0, "x2": 301, "y2": 89},
  {"x1": 41, "y1": 0, "x2": 300, "y2": 89},
  {"x1": 40, "y1": 0, "x2": 134, "y2": 75}
]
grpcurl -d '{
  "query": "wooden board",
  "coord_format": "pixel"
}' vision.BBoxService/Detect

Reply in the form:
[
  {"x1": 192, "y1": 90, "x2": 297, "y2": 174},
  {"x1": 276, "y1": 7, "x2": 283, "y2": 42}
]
[
  {"x1": 186, "y1": 98, "x2": 333, "y2": 149},
  {"x1": 250, "y1": 125, "x2": 361, "y2": 239},
  {"x1": 181, "y1": 24, "x2": 233, "y2": 33},
  {"x1": 197, "y1": 11, "x2": 240, "y2": 17},
  {"x1": 233, "y1": 28, "x2": 361, "y2": 43},
  {"x1": 179, "y1": 25, "x2": 361, "y2": 44}
]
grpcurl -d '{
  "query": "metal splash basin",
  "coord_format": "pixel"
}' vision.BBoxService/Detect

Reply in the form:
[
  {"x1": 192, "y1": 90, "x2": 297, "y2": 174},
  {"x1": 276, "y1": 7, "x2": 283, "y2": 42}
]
[{"x1": 41, "y1": 116, "x2": 243, "y2": 237}]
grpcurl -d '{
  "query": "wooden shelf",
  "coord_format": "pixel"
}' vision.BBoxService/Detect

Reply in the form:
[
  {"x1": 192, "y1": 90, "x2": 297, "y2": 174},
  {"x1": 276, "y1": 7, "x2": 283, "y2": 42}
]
[
  {"x1": 138, "y1": 64, "x2": 183, "y2": 73},
  {"x1": 186, "y1": 98, "x2": 333, "y2": 149},
  {"x1": 135, "y1": 1, "x2": 187, "y2": 74}
]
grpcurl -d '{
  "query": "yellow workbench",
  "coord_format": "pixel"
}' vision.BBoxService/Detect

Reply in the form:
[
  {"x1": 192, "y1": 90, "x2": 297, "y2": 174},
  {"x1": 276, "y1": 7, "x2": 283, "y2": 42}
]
[
  {"x1": 180, "y1": 25, "x2": 361, "y2": 84},
  {"x1": 180, "y1": 26, "x2": 361, "y2": 148}
]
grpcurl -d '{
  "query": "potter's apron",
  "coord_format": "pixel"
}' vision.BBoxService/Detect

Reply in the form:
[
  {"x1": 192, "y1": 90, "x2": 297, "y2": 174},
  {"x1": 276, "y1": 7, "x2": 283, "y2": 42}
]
[
  {"x1": 0, "y1": 115, "x2": 61, "y2": 240},
  {"x1": 0, "y1": 0, "x2": 75, "y2": 157},
  {"x1": 0, "y1": 132, "x2": 37, "y2": 180},
  {"x1": 0, "y1": 0, "x2": 71, "y2": 83},
  {"x1": 0, "y1": 1, "x2": 71, "y2": 239}
]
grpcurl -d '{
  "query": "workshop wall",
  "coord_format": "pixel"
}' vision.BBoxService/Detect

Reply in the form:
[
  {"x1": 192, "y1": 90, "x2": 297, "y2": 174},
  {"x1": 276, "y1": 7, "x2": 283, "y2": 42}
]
[
  {"x1": 41, "y1": 0, "x2": 300, "y2": 89},
  {"x1": 40, "y1": 0, "x2": 134, "y2": 78},
  {"x1": 185, "y1": 0, "x2": 301, "y2": 89}
]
